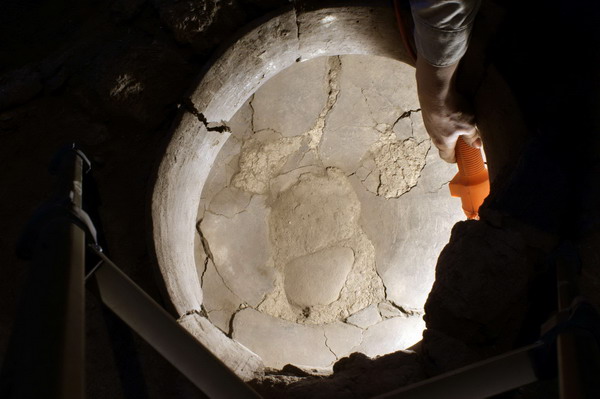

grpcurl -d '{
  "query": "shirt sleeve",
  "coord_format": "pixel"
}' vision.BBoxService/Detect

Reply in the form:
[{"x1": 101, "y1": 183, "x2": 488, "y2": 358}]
[{"x1": 409, "y1": 0, "x2": 481, "y2": 67}]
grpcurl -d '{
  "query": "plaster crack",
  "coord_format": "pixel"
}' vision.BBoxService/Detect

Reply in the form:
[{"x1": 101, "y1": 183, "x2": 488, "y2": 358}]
[
  {"x1": 181, "y1": 98, "x2": 230, "y2": 133},
  {"x1": 199, "y1": 256, "x2": 209, "y2": 286},
  {"x1": 178, "y1": 308, "x2": 208, "y2": 322},
  {"x1": 204, "y1": 208, "x2": 249, "y2": 220},
  {"x1": 322, "y1": 329, "x2": 337, "y2": 359},
  {"x1": 427, "y1": 181, "x2": 449, "y2": 194},
  {"x1": 305, "y1": 55, "x2": 341, "y2": 150},
  {"x1": 398, "y1": 108, "x2": 421, "y2": 120},
  {"x1": 359, "y1": 88, "x2": 378, "y2": 126},
  {"x1": 293, "y1": 6, "x2": 301, "y2": 45},
  {"x1": 196, "y1": 219, "x2": 239, "y2": 297},
  {"x1": 389, "y1": 301, "x2": 424, "y2": 317},
  {"x1": 391, "y1": 108, "x2": 421, "y2": 136},
  {"x1": 227, "y1": 304, "x2": 248, "y2": 338},
  {"x1": 248, "y1": 93, "x2": 256, "y2": 134}
]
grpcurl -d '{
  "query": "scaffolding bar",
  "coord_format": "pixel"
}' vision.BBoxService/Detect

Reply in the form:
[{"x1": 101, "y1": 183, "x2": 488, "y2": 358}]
[
  {"x1": 372, "y1": 342, "x2": 542, "y2": 399},
  {"x1": 0, "y1": 152, "x2": 85, "y2": 399},
  {"x1": 89, "y1": 247, "x2": 260, "y2": 399}
]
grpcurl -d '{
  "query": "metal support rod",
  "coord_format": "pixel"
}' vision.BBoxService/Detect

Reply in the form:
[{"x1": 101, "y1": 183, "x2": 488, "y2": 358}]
[
  {"x1": 372, "y1": 342, "x2": 542, "y2": 399},
  {"x1": 553, "y1": 253, "x2": 600, "y2": 399},
  {"x1": 89, "y1": 246, "x2": 260, "y2": 399},
  {"x1": 1, "y1": 151, "x2": 85, "y2": 399}
]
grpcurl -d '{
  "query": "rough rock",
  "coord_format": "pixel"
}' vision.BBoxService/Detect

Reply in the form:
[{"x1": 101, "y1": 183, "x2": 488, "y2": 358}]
[
  {"x1": 85, "y1": 40, "x2": 191, "y2": 127},
  {"x1": 253, "y1": 351, "x2": 425, "y2": 399},
  {"x1": 422, "y1": 219, "x2": 536, "y2": 372},
  {"x1": 0, "y1": 65, "x2": 42, "y2": 110},
  {"x1": 156, "y1": 0, "x2": 246, "y2": 52}
]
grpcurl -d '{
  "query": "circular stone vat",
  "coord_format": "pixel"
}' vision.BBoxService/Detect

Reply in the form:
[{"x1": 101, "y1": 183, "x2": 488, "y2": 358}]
[{"x1": 152, "y1": 3, "x2": 463, "y2": 379}]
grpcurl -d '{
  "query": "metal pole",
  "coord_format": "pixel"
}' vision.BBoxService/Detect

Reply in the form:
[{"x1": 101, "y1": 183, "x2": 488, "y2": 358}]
[
  {"x1": 0, "y1": 151, "x2": 86, "y2": 399},
  {"x1": 555, "y1": 257, "x2": 580, "y2": 399},
  {"x1": 372, "y1": 342, "x2": 542, "y2": 399},
  {"x1": 89, "y1": 246, "x2": 261, "y2": 399},
  {"x1": 554, "y1": 253, "x2": 600, "y2": 399}
]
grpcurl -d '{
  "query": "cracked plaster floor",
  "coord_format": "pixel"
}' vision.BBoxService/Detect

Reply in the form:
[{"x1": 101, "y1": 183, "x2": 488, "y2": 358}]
[{"x1": 195, "y1": 55, "x2": 464, "y2": 371}]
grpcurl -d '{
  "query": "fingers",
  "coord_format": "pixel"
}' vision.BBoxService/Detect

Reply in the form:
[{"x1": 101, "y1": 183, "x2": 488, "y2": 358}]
[
  {"x1": 432, "y1": 135, "x2": 459, "y2": 164},
  {"x1": 432, "y1": 126, "x2": 481, "y2": 164},
  {"x1": 439, "y1": 147, "x2": 456, "y2": 163},
  {"x1": 461, "y1": 127, "x2": 482, "y2": 149}
]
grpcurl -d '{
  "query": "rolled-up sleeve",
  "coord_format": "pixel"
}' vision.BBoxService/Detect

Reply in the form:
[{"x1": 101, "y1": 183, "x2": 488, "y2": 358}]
[{"x1": 409, "y1": 0, "x2": 481, "y2": 66}]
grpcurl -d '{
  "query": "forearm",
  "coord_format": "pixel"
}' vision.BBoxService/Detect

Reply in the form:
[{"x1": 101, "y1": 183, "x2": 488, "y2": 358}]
[
  {"x1": 415, "y1": 56, "x2": 459, "y2": 109},
  {"x1": 409, "y1": 0, "x2": 481, "y2": 162},
  {"x1": 415, "y1": 56, "x2": 479, "y2": 163}
]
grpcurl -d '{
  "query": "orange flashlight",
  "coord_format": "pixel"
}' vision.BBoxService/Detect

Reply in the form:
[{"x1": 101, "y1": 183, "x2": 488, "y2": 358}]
[{"x1": 449, "y1": 137, "x2": 490, "y2": 220}]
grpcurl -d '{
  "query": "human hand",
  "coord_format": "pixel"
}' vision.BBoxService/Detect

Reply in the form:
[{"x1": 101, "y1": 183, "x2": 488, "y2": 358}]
[{"x1": 415, "y1": 57, "x2": 481, "y2": 163}]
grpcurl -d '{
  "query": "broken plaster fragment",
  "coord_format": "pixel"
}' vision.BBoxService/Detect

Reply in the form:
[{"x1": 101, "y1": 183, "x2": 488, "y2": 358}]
[
  {"x1": 355, "y1": 316, "x2": 426, "y2": 358},
  {"x1": 363, "y1": 136, "x2": 430, "y2": 198},
  {"x1": 378, "y1": 302, "x2": 408, "y2": 319},
  {"x1": 232, "y1": 308, "x2": 336, "y2": 369},
  {"x1": 200, "y1": 195, "x2": 275, "y2": 307},
  {"x1": 323, "y1": 322, "x2": 363, "y2": 359},
  {"x1": 208, "y1": 186, "x2": 252, "y2": 218},
  {"x1": 259, "y1": 168, "x2": 385, "y2": 325},
  {"x1": 346, "y1": 304, "x2": 382, "y2": 329},
  {"x1": 231, "y1": 131, "x2": 303, "y2": 194},
  {"x1": 284, "y1": 246, "x2": 355, "y2": 308}
]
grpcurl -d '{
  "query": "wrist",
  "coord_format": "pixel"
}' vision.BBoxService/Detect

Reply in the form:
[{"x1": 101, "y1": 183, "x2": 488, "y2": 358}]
[{"x1": 415, "y1": 56, "x2": 459, "y2": 105}]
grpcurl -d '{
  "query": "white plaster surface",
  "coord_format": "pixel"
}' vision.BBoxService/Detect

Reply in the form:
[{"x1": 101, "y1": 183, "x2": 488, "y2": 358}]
[
  {"x1": 355, "y1": 316, "x2": 426, "y2": 358},
  {"x1": 252, "y1": 56, "x2": 329, "y2": 137},
  {"x1": 151, "y1": 3, "x2": 462, "y2": 379},
  {"x1": 284, "y1": 247, "x2": 355, "y2": 307},
  {"x1": 194, "y1": 54, "x2": 462, "y2": 370},
  {"x1": 200, "y1": 195, "x2": 275, "y2": 307},
  {"x1": 232, "y1": 309, "x2": 336, "y2": 369},
  {"x1": 323, "y1": 322, "x2": 364, "y2": 358},
  {"x1": 346, "y1": 304, "x2": 383, "y2": 329}
]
